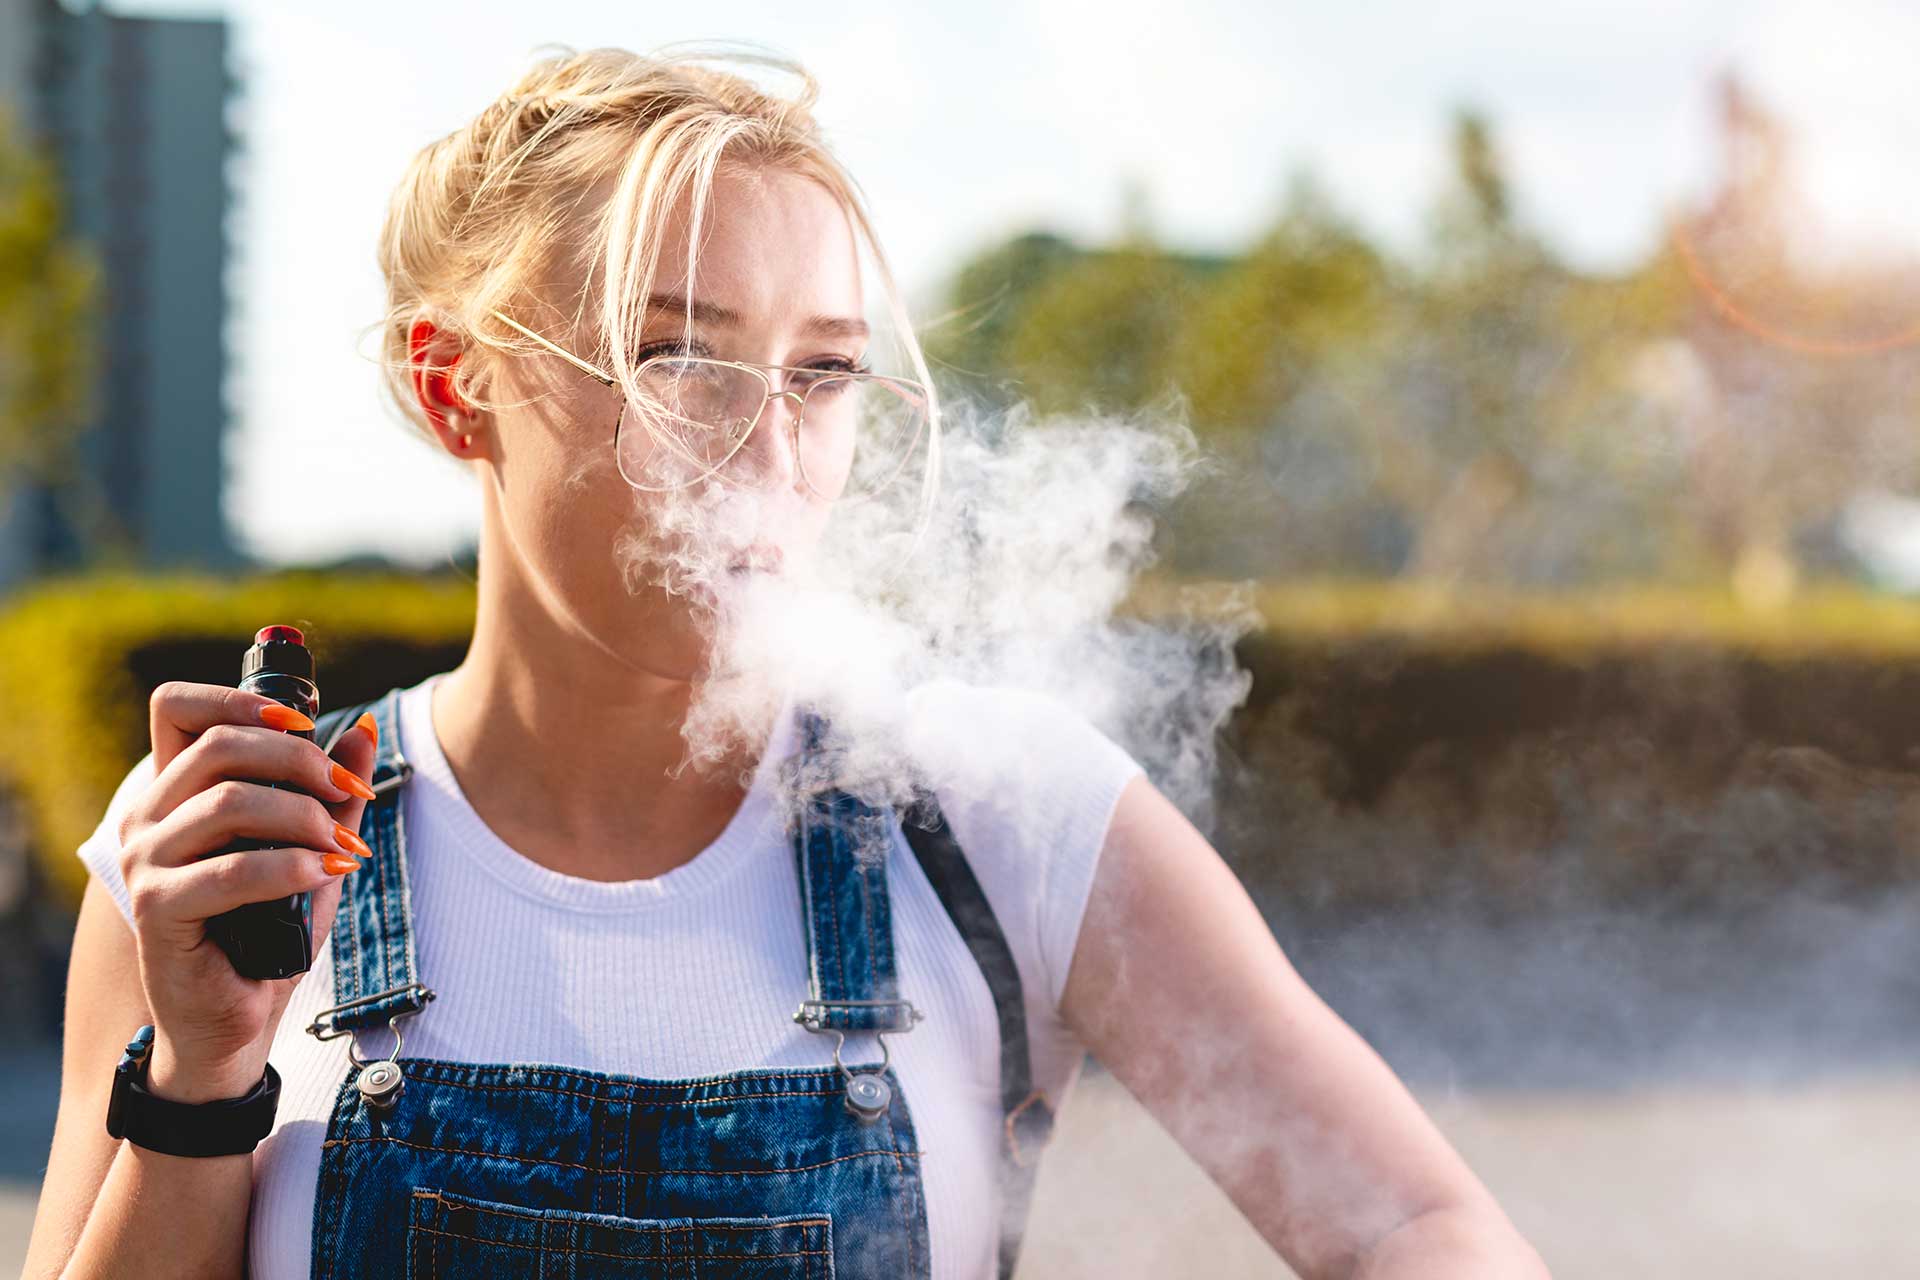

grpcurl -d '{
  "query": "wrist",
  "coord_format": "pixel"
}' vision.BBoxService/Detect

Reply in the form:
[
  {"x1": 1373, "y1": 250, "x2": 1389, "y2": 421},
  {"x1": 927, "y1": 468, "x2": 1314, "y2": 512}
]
[{"x1": 146, "y1": 1032, "x2": 267, "y2": 1104}]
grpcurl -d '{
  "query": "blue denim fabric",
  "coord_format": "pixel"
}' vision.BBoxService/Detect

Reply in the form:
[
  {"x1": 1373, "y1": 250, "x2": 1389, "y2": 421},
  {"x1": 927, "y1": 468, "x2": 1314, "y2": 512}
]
[{"x1": 304, "y1": 688, "x2": 933, "y2": 1279}]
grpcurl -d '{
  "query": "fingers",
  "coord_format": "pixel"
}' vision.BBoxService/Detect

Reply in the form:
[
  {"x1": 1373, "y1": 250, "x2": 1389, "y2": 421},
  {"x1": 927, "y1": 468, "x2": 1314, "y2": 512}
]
[
  {"x1": 132, "y1": 844, "x2": 356, "y2": 931},
  {"x1": 148, "y1": 680, "x2": 316, "y2": 775},
  {"x1": 134, "y1": 718, "x2": 374, "y2": 833},
  {"x1": 134, "y1": 777, "x2": 368, "y2": 872}
]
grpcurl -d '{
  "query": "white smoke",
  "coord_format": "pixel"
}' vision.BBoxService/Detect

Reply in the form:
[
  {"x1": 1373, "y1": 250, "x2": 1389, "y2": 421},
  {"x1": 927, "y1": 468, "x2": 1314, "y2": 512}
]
[{"x1": 605, "y1": 387, "x2": 1258, "y2": 846}]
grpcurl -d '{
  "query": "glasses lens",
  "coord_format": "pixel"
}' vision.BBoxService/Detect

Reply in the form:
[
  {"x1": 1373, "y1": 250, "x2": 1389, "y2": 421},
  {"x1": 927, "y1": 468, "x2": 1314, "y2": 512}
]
[
  {"x1": 796, "y1": 374, "x2": 930, "y2": 502},
  {"x1": 614, "y1": 359, "x2": 931, "y2": 499},
  {"x1": 618, "y1": 358, "x2": 766, "y2": 489}
]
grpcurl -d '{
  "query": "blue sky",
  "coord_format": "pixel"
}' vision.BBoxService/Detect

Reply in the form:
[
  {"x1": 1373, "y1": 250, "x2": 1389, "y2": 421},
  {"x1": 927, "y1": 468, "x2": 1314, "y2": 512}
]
[{"x1": 111, "y1": 0, "x2": 1920, "y2": 566}]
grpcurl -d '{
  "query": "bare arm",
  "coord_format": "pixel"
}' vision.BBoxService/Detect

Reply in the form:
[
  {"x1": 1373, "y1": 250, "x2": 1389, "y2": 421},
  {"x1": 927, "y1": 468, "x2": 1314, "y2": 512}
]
[
  {"x1": 23, "y1": 879, "x2": 257, "y2": 1279},
  {"x1": 1059, "y1": 774, "x2": 1549, "y2": 1280},
  {"x1": 25, "y1": 683, "x2": 378, "y2": 1278}
]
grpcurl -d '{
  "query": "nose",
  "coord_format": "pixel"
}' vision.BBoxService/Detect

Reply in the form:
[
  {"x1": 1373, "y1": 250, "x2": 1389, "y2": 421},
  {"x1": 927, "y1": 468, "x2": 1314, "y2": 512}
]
[{"x1": 730, "y1": 388, "x2": 804, "y2": 490}]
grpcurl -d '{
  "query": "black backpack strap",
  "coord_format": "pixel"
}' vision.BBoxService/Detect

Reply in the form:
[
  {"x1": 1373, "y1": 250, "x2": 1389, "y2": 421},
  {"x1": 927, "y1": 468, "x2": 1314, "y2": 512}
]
[{"x1": 900, "y1": 791, "x2": 1056, "y2": 1280}]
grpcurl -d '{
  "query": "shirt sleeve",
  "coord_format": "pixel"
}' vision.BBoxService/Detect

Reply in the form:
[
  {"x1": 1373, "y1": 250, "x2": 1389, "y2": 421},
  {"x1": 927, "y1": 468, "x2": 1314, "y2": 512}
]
[
  {"x1": 899, "y1": 678, "x2": 1146, "y2": 1011},
  {"x1": 73, "y1": 750, "x2": 159, "y2": 930}
]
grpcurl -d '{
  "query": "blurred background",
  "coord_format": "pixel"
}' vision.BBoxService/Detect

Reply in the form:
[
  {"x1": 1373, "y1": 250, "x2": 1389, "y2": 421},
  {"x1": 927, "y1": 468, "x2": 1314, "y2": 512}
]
[{"x1": 3, "y1": 0, "x2": 1919, "y2": 1275}]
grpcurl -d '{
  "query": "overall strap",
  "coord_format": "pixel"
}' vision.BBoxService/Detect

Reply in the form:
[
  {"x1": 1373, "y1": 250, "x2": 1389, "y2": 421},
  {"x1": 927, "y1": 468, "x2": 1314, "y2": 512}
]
[
  {"x1": 786, "y1": 707, "x2": 920, "y2": 1036},
  {"x1": 900, "y1": 794, "x2": 1055, "y2": 1280},
  {"x1": 304, "y1": 688, "x2": 434, "y2": 1038}
]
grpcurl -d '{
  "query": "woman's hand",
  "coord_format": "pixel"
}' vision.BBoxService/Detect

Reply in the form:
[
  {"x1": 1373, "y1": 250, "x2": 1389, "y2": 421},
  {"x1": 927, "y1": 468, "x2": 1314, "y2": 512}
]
[
  {"x1": 119, "y1": 681, "x2": 379, "y2": 1101},
  {"x1": 1060, "y1": 775, "x2": 1550, "y2": 1280}
]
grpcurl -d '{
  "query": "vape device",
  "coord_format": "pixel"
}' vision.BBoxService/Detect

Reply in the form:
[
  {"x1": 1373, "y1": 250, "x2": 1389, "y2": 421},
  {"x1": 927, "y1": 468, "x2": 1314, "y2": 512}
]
[{"x1": 204, "y1": 624, "x2": 320, "y2": 980}]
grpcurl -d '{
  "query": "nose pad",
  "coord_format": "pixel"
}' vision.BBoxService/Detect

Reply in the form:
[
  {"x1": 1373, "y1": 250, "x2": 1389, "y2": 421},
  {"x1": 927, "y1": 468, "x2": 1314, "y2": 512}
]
[{"x1": 732, "y1": 389, "x2": 805, "y2": 489}]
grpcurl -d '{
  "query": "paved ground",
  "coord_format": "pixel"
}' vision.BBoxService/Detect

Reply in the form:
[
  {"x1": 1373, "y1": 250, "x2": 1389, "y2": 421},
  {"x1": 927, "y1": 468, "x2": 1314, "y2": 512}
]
[
  {"x1": 7, "y1": 1043, "x2": 1915, "y2": 1278},
  {"x1": 1016, "y1": 1067, "x2": 1920, "y2": 1278},
  {"x1": 1, "y1": 1042, "x2": 59, "y2": 1277}
]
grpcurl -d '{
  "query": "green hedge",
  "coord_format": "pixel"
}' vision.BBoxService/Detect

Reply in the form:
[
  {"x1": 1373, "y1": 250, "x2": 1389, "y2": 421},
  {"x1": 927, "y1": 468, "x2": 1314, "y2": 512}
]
[
  {"x1": 1133, "y1": 577, "x2": 1920, "y2": 657},
  {"x1": 13, "y1": 570, "x2": 1920, "y2": 915},
  {"x1": 0, "y1": 570, "x2": 476, "y2": 907}
]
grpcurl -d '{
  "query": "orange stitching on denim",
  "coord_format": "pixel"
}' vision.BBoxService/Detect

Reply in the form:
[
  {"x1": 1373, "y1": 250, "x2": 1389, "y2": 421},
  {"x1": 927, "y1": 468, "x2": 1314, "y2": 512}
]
[
  {"x1": 399, "y1": 1062, "x2": 845, "y2": 1098},
  {"x1": 401, "y1": 1074, "x2": 846, "y2": 1107},
  {"x1": 341, "y1": 838, "x2": 365, "y2": 1007},
  {"x1": 882, "y1": 1100, "x2": 917, "y2": 1271},
  {"x1": 877, "y1": 1092, "x2": 907, "y2": 1176},
  {"x1": 327, "y1": 1133, "x2": 920, "y2": 1176},
  {"x1": 412, "y1": 1190, "x2": 830, "y2": 1239},
  {"x1": 861, "y1": 847, "x2": 884, "y2": 1001},
  {"x1": 374, "y1": 763, "x2": 397, "y2": 994},
  {"x1": 409, "y1": 1226, "x2": 830, "y2": 1263},
  {"x1": 909, "y1": 1147, "x2": 923, "y2": 1274},
  {"x1": 823, "y1": 824, "x2": 849, "y2": 1001}
]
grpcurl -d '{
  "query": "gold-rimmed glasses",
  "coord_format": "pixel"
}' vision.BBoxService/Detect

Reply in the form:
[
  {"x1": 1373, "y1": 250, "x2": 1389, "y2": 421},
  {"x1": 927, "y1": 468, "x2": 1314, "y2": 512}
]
[{"x1": 486, "y1": 307, "x2": 931, "y2": 501}]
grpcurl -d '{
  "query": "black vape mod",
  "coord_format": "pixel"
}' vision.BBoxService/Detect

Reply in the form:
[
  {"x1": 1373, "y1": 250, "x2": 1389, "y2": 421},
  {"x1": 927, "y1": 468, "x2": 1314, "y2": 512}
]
[{"x1": 204, "y1": 624, "x2": 320, "y2": 980}]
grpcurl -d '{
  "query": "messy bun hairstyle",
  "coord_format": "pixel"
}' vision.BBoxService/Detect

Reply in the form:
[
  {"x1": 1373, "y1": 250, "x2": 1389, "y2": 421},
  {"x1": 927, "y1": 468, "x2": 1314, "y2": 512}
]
[{"x1": 368, "y1": 40, "x2": 939, "y2": 507}]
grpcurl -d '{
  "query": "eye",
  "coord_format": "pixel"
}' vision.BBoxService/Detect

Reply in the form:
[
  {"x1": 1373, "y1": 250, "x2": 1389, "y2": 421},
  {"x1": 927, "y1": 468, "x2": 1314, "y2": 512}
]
[
  {"x1": 632, "y1": 339, "x2": 711, "y2": 364},
  {"x1": 788, "y1": 357, "x2": 872, "y2": 388}
]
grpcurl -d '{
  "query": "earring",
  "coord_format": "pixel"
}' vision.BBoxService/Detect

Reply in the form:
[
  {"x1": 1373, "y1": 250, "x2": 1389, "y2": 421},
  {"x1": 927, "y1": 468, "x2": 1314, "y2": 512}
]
[{"x1": 458, "y1": 433, "x2": 473, "y2": 450}]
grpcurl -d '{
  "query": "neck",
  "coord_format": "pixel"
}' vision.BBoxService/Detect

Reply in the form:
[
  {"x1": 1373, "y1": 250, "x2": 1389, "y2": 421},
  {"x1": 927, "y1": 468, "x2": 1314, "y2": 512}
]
[{"x1": 430, "y1": 550, "x2": 778, "y2": 882}]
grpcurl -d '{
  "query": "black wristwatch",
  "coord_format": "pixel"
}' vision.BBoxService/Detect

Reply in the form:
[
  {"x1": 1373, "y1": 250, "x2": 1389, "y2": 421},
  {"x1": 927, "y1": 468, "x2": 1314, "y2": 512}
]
[{"x1": 105, "y1": 1025, "x2": 281, "y2": 1157}]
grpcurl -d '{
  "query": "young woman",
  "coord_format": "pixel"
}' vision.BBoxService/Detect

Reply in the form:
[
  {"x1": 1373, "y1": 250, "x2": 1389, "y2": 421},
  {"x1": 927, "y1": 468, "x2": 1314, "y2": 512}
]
[{"x1": 26, "y1": 43, "x2": 1547, "y2": 1280}]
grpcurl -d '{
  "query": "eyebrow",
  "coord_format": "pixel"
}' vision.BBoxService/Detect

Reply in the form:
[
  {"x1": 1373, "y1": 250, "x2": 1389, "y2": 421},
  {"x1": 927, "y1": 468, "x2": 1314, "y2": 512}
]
[{"x1": 646, "y1": 292, "x2": 870, "y2": 342}]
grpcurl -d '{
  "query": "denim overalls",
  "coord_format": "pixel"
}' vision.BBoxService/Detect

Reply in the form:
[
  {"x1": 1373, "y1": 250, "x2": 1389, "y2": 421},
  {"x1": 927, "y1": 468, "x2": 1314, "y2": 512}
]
[{"x1": 299, "y1": 686, "x2": 1057, "y2": 1279}]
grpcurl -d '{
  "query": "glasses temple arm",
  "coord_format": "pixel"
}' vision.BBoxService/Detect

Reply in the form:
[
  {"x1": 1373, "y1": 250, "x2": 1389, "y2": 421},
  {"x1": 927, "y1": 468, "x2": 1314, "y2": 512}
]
[{"x1": 487, "y1": 308, "x2": 618, "y2": 387}]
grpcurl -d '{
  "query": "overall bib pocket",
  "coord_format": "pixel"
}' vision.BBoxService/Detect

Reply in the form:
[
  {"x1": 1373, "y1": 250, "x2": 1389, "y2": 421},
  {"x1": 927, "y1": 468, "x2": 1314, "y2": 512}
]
[{"x1": 406, "y1": 1188, "x2": 834, "y2": 1280}]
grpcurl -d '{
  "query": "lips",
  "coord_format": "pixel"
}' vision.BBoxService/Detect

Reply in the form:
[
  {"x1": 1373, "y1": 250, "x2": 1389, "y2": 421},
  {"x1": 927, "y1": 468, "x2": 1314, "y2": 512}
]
[{"x1": 726, "y1": 545, "x2": 784, "y2": 575}]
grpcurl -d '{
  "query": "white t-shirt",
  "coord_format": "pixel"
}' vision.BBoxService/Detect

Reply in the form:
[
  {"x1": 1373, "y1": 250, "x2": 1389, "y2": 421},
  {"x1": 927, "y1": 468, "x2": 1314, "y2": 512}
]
[{"x1": 74, "y1": 669, "x2": 1144, "y2": 1280}]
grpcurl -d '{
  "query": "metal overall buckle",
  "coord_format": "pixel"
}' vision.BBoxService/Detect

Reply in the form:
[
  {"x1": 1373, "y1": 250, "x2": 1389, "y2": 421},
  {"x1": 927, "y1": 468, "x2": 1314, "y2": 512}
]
[
  {"x1": 794, "y1": 998, "x2": 923, "y2": 1124},
  {"x1": 305, "y1": 981, "x2": 436, "y2": 1111}
]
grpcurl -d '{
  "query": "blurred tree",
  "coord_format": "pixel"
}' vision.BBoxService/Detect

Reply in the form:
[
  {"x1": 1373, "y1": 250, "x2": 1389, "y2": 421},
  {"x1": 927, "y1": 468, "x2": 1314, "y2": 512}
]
[
  {"x1": 920, "y1": 230, "x2": 1081, "y2": 405},
  {"x1": 0, "y1": 106, "x2": 98, "y2": 506},
  {"x1": 923, "y1": 181, "x2": 1229, "y2": 418},
  {"x1": 1155, "y1": 174, "x2": 1402, "y2": 577},
  {"x1": 1547, "y1": 235, "x2": 1705, "y2": 577},
  {"x1": 1655, "y1": 76, "x2": 1920, "y2": 603},
  {"x1": 1437, "y1": 108, "x2": 1510, "y2": 253},
  {"x1": 925, "y1": 90, "x2": 1920, "y2": 592},
  {"x1": 1005, "y1": 241, "x2": 1204, "y2": 417},
  {"x1": 1344, "y1": 107, "x2": 1622, "y2": 586},
  {"x1": 1168, "y1": 171, "x2": 1391, "y2": 440}
]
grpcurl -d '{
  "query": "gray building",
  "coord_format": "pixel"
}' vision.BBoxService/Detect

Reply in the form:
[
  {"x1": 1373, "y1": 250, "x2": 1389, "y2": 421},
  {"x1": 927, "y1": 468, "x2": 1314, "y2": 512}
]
[{"x1": 0, "y1": 0, "x2": 245, "y2": 594}]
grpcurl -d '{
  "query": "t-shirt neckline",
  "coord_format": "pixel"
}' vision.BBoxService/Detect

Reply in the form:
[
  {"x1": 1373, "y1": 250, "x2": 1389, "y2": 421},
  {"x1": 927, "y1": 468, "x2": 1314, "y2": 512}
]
[{"x1": 397, "y1": 669, "x2": 800, "y2": 913}]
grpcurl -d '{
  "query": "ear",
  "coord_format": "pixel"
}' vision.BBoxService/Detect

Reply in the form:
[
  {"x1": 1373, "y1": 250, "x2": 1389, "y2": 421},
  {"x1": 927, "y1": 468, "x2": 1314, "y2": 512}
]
[{"x1": 408, "y1": 319, "x2": 482, "y2": 455}]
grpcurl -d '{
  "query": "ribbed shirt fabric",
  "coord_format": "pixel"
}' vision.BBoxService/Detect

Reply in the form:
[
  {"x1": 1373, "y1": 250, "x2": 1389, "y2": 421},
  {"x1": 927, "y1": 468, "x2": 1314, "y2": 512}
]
[{"x1": 74, "y1": 668, "x2": 1144, "y2": 1279}]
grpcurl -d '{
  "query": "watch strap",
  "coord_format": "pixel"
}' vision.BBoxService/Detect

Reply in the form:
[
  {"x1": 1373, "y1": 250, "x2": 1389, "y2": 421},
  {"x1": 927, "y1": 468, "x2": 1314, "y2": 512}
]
[{"x1": 106, "y1": 1024, "x2": 282, "y2": 1157}]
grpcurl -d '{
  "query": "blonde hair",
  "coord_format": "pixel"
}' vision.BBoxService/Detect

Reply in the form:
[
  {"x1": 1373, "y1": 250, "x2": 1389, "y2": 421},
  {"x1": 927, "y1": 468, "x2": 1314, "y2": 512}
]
[{"x1": 370, "y1": 39, "x2": 938, "y2": 503}]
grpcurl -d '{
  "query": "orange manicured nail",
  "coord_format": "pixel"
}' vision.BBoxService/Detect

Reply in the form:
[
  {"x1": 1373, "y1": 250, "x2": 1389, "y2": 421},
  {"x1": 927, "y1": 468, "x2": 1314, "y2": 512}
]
[
  {"x1": 260, "y1": 703, "x2": 315, "y2": 732},
  {"x1": 355, "y1": 711, "x2": 378, "y2": 749},
  {"x1": 332, "y1": 823, "x2": 372, "y2": 859},
  {"x1": 330, "y1": 762, "x2": 377, "y2": 802},
  {"x1": 322, "y1": 852, "x2": 361, "y2": 875}
]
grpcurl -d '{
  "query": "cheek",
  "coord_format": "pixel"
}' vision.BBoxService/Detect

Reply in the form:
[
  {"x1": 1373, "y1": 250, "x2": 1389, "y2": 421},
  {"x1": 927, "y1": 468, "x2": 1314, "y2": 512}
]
[
  {"x1": 507, "y1": 441, "x2": 637, "y2": 585},
  {"x1": 798, "y1": 500, "x2": 834, "y2": 546}
]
